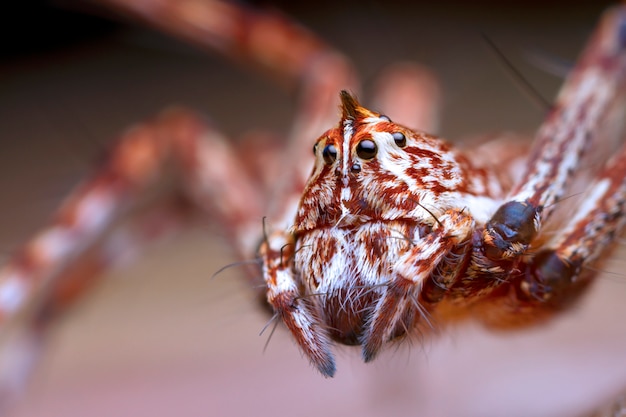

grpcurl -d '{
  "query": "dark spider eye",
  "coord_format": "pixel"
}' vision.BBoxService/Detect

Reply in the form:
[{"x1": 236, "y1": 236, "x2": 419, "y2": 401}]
[
  {"x1": 392, "y1": 132, "x2": 406, "y2": 148},
  {"x1": 380, "y1": 115, "x2": 391, "y2": 122},
  {"x1": 322, "y1": 144, "x2": 337, "y2": 164},
  {"x1": 356, "y1": 139, "x2": 377, "y2": 160},
  {"x1": 313, "y1": 142, "x2": 318, "y2": 155}
]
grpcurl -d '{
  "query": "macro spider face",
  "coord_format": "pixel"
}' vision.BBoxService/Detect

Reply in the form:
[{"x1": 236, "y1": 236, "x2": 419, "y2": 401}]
[
  {"x1": 3, "y1": 2, "x2": 626, "y2": 417},
  {"x1": 290, "y1": 92, "x2": 501, "y2": 347}
]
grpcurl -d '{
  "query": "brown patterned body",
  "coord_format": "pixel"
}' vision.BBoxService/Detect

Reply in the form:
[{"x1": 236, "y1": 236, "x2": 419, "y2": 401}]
[{"x1": 260, "y1": 8, "x2": 626, "y2": 375}]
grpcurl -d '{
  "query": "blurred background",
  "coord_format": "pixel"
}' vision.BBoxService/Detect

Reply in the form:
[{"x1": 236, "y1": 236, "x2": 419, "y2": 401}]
[{"x1": 1, "y1": 1, "x2": 624, "y2": 416}]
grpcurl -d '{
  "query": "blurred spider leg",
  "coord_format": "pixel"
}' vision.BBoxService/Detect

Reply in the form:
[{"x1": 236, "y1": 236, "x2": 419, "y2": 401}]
[
  {"x1": 370, "y1": 63, "x2": 442, "y2": 133},
  {"x1": 518, "y1": 141, "x2": 626, "y2": 309},
  {"x1": 482, "y1": 6, "x2": 626, "y2": 261},
  {"x1": 0, "y1": 108, "x2": 264, "y2": 399},
  {"x1": 93, "y1": 0, "x2": 358, "y2": 224},
  {"x1": 94, "y1": 0, "x2": 339, "y2": 87}
]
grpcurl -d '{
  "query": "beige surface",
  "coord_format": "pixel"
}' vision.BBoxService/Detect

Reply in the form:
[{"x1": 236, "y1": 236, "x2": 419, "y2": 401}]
[{"x1": 2, "y1": 2, "x2": 625, "y2": 417}]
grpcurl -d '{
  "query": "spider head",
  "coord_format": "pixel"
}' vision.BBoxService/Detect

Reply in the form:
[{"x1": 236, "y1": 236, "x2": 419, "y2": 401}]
[
  {"x1": 287, "y1": 92, "x2": 484, "y2": 357},
  {"x1": 296, "y1": 90, "x2": 473, "y2": 231}
]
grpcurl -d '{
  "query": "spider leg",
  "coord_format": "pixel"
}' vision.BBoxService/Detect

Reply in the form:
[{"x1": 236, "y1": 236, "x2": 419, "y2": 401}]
[
  {"x1": 474, "y1": 139, "x2": 626, "y2": 327},
  {"x1": 370, "y1": 62, "x2": 442, "y2": 133},
  {"x1": 93, "y1": 0, "x2": 332, "y2": 86},
  {"x1": 258, "y1": 231, "x2": 335, "y2": 377},
  {"x1": 93, "y1": 0, "x2": 358, "y2": 227},
  {"x1": 482, "y1": 6, "x2": 626, "y2": 262},
  {"x1": 0, "y1": 109, "x2": 264, "y2": 395}
]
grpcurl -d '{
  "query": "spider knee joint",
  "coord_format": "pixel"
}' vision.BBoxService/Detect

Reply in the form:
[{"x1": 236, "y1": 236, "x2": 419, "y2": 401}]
[
  {"x1": 519, "y1": 249, "x2": 583, "y2": 304},
  {"x1": 484, "y1": 200, "x2": 542, "y2": 260}
]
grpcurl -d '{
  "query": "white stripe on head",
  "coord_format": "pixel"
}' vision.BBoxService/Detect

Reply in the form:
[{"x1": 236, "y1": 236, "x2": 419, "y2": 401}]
[{"x1": 342, "y1": 118, "x2": 353, "y2": 186}]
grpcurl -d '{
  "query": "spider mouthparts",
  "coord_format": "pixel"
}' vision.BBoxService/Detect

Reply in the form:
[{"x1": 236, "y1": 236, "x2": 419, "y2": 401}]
[
  {"x1": 360, "y1": 323, "x2": 387, "y2": 363},
  {"x1": 361, "y1": 342, "x2": 379, "y2": 364},
  {"x1": 314, "y1": 353, "x2": 337, "y2": 378},
  {"x1": 299, "y1": 336, "x2": 336, "y2": 378},
  {"x1": 272, "y1": 293, "x2": 336, "y2": 377},
  {"x1": 360, "y1": 285, "x2": 417, "y2": 363}
]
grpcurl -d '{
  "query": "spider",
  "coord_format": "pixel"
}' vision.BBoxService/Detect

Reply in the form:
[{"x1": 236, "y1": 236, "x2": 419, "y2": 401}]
[{"x1": 1, "y1": 2, "x2": 624, "y2": 416}]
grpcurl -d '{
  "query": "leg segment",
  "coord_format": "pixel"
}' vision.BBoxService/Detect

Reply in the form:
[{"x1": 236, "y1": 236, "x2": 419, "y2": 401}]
[
  {"x1": 94, "y1": 0, "x2": 330, "y2": 85},
  {"x1": 521, "y1": 141, "x2": 626, "y2": 302},
  {"x1": 0, "y1": 109, "x2": 264, "y2": 392},
  {"x1": 482, "y1": 7, "x2": 626, "y2": 262},
  {"x1": 93, "y1": 0, "x2": 359, "y2": 229},
  {"x1": 370, "y1": 62, "x2": 442, "y2": 133},
  {"x1": 475, "y1": 139, "x2": 626, "y2": 327}
]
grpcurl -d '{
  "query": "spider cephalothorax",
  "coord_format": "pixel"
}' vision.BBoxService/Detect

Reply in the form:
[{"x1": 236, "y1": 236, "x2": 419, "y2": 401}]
[{"x1": 260, "y1": 92, "x2": 507, "y2": 376}]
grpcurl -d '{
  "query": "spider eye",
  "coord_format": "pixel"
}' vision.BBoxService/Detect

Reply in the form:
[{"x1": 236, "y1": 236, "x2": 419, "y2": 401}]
[
  {"x1": 392, "y1": 132, "x2": 406, "y2": 148},
  {"x1": 313, "y1": 142, "x2": 318, "y2": 155},
  {"x1": 356, "y1": 139, "x2": 377, "y2": 160},
  {"x1": 322, "y1": 144, "x2": 338, "y2": 164}
]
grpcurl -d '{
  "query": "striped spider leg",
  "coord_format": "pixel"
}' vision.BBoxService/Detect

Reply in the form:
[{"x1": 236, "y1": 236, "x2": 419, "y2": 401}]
[{"x1": 471, "y1": 7, "x2": 626, "y2": 327}]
